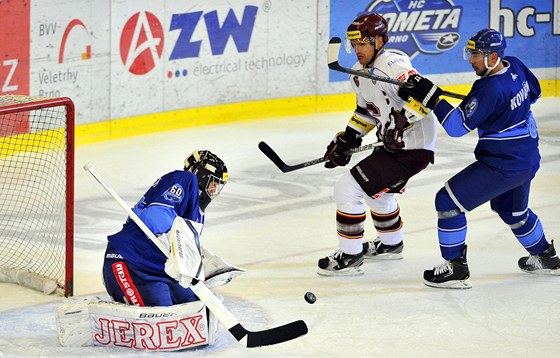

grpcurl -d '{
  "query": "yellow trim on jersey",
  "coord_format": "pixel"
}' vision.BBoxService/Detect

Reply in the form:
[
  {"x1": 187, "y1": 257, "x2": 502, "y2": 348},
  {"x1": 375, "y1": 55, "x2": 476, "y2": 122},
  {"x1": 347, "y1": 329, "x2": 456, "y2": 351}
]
[
  {"x1": 348, "y1": 114, "x2": 375, "y2": 135},
  {"x1": 405, "y1": 97, "x2": 429, "y2": 116}
]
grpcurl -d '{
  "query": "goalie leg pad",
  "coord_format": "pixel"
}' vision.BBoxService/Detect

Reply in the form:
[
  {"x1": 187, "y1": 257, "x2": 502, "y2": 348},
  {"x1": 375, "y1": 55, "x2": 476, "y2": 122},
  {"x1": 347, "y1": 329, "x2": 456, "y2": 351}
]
[{"x1": 55, "y1": 298, "x2": 218, "y2": 350}]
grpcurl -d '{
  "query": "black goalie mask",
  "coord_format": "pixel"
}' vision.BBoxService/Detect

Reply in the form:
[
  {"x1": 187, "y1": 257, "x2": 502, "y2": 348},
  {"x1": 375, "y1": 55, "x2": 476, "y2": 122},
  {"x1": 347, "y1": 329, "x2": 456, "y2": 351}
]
[{"x1": 184, "y1": 150, "x2": 228, "y2": 211}]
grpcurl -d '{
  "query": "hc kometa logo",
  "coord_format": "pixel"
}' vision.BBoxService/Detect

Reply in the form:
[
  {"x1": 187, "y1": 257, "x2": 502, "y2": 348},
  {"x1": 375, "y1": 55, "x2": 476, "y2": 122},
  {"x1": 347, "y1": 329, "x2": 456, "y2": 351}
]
[
  {"x1": 365, "y1": 0, "x2": 463, "y2": 57},
  {"x1": 120, "y1": 6, "x2": 258, "y2": 75}
]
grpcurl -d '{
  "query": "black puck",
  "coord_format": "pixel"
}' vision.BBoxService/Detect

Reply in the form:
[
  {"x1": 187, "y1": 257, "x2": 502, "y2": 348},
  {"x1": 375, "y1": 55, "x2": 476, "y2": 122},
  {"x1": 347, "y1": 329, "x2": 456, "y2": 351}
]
[{"x1": 304, "y1": 291, "x2": 316, "y2": 304}]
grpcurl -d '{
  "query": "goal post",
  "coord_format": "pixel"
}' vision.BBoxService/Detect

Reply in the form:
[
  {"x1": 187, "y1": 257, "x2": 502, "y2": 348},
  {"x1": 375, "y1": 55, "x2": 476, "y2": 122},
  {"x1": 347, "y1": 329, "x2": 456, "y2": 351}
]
[{"x1": 0, "y1": 95, "x2": 74, "y2": 297}]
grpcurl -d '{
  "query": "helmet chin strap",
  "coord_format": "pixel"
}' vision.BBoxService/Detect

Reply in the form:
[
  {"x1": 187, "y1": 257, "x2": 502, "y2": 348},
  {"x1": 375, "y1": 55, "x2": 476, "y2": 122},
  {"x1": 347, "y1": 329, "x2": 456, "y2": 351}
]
[
  {"x1": 366, "y1": 39, "x2": 383, "y2": 68},
  {"x1": 482, "y1": 54, "x2": 501, "y2": 78}
]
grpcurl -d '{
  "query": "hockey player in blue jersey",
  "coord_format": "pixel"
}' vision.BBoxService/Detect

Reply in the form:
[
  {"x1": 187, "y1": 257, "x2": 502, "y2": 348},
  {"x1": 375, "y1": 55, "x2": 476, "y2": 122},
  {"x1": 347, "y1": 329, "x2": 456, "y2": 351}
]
[
  {"x1": 404, "y1": 28, "x2": 560, "y2": 288},
  {"x1": 102, "y1": 150, "x2": 228, "y2": 305}
]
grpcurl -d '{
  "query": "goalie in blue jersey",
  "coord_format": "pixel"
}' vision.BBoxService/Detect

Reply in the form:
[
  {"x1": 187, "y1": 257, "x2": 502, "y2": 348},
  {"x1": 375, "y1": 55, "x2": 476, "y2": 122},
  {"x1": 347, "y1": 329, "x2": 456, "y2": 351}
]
[
  {"x1": 102, "y1": 150, "x2": 231, "y2": 306},
  {"x1": 403, "y1": 28, "x2": 560, "y2": 288}
]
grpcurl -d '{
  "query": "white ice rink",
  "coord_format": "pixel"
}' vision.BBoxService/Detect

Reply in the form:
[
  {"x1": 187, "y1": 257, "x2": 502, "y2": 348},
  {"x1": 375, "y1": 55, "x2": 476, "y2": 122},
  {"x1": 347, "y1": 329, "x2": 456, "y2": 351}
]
[{"x1": 1, "y1": 98, "x2": 559, "y2": 357}]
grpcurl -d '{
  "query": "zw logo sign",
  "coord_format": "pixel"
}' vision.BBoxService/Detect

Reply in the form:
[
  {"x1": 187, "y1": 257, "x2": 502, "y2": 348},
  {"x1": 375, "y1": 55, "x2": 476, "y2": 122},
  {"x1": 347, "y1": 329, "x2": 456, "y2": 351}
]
[
  {"x1": 120, "y1": 6, "x2": 258, "y2": 75},
  {"x1": 120, "y1": 12, "x2": 164, "y2": 75}
]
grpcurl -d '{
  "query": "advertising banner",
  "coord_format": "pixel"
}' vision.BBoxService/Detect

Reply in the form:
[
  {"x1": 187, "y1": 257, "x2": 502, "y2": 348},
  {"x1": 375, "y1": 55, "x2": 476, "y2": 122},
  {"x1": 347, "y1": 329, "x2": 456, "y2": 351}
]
[
  {"x1": 329, "y1": 0, "x2": 560, "y2": 82},
  {"x1": 110, "y1": 1, "x2": 316, "y2": 118}
]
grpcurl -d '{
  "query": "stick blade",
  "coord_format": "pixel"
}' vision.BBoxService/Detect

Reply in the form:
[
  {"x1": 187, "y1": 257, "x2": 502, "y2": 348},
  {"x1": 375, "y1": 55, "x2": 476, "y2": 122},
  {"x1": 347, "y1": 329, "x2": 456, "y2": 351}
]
[
  {"x1": 258, "y1": 141, "x2": 288, "y2": 172},
  {"x1": 327, "y1": 37, "x2": 342, "y2": 66},
  {"x1": 246, "y1": 320, "x2": 308, "y2": 348}
]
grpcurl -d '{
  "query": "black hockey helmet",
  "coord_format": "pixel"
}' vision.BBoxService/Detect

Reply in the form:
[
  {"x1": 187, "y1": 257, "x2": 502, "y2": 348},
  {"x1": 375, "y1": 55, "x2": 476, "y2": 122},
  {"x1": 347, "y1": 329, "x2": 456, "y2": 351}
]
[{"x1": 184, "y1": 150, "x2": 228, "y2": 211}]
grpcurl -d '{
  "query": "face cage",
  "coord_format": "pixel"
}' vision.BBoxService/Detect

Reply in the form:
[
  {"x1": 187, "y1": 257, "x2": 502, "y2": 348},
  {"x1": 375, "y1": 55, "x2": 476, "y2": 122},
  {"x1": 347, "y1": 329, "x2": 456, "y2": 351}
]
[{"x1": 203, "y1": 174, "x2": 225, "y2": 200}]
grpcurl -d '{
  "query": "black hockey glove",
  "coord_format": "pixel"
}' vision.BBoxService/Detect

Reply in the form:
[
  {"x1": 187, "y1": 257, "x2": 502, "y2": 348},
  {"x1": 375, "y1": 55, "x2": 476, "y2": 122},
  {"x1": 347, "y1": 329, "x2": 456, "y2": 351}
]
[
  {"x1": 406, "y1": 74, "x2": 442, "y2": 109},
  {"x1": 324, "y1": 131, "x2": 362, "y2": 169},
  {"x1": 383, "y1": 108, "x2": 411, "y2": 151}
]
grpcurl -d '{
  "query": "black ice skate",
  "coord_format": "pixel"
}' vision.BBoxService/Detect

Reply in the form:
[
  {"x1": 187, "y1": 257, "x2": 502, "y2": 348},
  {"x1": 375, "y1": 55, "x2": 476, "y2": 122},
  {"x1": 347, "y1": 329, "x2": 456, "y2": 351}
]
[
  {"x1": 518, "y1": 240, "x2": 560, "y2": 275},
  {"x1": 362, "y1": 239, "x2": 403, "y2": 260},
  {"x1": 317, "y1": 250, "x2": 364, "y2": 276},
  {"x1": 424, "y1": 246, "x2": 472, "y2": 289}
]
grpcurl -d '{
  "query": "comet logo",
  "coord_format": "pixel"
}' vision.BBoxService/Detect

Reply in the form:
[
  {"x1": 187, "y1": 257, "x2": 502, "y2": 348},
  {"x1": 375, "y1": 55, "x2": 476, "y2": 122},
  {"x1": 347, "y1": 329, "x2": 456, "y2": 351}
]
[
  {"x1": 120, "y1": 11, "x2": 165, "y2": 75},
  {"x1": 59, "y1": 19, "x2": 91, "y2": 63}
]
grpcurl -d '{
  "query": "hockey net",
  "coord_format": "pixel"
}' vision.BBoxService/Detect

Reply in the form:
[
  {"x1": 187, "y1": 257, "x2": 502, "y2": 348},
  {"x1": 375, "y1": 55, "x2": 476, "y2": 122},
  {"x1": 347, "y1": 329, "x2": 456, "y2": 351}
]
[{"x1": 0, "y1": 95, "x2": 74, "y2": 297}]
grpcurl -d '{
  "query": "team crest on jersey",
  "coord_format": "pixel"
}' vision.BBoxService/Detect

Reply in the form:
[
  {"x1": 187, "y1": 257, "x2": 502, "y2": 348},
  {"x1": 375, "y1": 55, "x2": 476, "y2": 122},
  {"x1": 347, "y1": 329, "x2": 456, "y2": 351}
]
[
  {"x1": 528, "y1": 114, "x2": 538, "y2": 138},
  {"x1": 163, "y1": 184, "x2": 184, "y2": 203},
  {"x1": 465, "y1": 98, "x2": 478, "y2": 118}
]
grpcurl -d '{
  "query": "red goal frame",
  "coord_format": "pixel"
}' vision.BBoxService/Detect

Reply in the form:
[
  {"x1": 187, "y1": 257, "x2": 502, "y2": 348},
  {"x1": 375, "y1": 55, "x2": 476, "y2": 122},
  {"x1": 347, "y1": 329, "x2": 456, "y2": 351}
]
[{"x1": 0, "y1": 96, "x2": 74, "y2": 297}]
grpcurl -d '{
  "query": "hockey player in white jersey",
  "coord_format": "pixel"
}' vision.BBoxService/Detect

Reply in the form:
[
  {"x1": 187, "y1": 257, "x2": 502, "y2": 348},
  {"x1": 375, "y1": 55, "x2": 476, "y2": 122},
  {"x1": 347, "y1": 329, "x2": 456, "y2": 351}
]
[{"x1": 317, "y1": 13, "x2": 438, "y2": 276}]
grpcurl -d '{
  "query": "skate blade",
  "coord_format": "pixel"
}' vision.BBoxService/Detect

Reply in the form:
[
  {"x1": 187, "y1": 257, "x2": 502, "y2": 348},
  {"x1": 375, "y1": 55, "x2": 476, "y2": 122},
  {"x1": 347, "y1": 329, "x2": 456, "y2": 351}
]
[
  {"x1": 520, "y1": 268, "x2": 560, "y2": 276},
  {"x1": 363, "y1": 252, "x2": 403, "y2": 261},
  {"x1": 424, "y1": 278, "x2": 472, "y2": 289},
  {"x1": 317, "y1": 266, "x2": 364, "y2": 277}
]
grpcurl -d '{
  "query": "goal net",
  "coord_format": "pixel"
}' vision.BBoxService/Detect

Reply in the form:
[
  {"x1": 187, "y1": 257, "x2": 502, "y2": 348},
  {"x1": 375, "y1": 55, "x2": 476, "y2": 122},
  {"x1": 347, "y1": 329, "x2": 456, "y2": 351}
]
[{"x1": 0, "y1": 95, "x2": 74, "y2": 297}]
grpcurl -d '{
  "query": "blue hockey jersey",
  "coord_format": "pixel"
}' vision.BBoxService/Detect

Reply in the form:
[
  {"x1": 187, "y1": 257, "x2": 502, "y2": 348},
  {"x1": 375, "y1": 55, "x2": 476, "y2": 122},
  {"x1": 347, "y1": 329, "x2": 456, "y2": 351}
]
[
  {"x1": 107, "y1": 170, "x2": 203, "y2": 275},
  {"x1": 434, "y1": 56, "x2": 541, "y2": 171}
]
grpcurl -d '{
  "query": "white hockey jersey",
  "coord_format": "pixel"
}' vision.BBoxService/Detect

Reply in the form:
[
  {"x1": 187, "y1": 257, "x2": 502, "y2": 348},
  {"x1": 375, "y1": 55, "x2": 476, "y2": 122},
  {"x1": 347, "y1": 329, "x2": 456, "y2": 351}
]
[{"x1": 347, "y1": 50, "x2": 437, "y2": 151}]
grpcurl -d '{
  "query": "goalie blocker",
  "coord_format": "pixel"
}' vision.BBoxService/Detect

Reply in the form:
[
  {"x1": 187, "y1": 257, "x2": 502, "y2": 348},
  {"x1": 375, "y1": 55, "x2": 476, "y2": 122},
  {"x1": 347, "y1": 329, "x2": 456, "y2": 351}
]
[{"x1": 56, "y1": 297, "x2": 219, "y2": 351}]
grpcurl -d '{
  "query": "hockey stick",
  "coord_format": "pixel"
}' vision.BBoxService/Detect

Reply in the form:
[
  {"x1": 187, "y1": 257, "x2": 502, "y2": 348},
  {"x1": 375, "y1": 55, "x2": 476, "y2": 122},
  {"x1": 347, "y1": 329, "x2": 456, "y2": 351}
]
[
  {"x1": 327, "y1": 37, "x2": 466, "y2": 100},
  {"x1": 83, "y1": 164, "x2": 308, "y2": 347},
  {"x1": 259, "y1": 141, "x2": 383, "y2": 173}
]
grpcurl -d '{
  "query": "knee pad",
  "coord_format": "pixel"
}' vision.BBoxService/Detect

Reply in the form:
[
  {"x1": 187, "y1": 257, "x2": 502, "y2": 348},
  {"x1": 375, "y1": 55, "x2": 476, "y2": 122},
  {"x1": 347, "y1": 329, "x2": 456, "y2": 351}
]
[
  {"x1": 334, "y1": 173, "x2": 366, "y2": 213},
  {"x1": 364, "y1": 192, "x2": 398, "y2": 214},
  {"x1": 435, "y1": 187, "x2": 462, "y2": 218},
  {"x1": 496, "y1": 209, "x2": 528, "y2": 228}
]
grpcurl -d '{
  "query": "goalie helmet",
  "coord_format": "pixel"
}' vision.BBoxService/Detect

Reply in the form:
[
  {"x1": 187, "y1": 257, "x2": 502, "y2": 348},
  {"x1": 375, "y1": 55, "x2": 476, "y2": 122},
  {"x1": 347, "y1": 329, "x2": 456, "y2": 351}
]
[
  {"x1": 184, "y1": 150, "x2": 228, "y2": 212},
  {"x1": 346, "y1": 13, "x2": 388, "y2": 44}
]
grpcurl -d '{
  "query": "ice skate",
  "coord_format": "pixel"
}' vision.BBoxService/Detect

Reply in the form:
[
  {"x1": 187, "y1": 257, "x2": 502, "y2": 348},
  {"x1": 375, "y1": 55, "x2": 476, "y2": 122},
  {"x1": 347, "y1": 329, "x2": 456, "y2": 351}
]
[
  {"x1": 518, "y1": 240, "x2": 560, "y2": 275},
  {"x1": 362, "y1": 239, "x2": 403, "y2": 260},
  {"x1": 424, "y1": 246, "x2": 472, "y2": 289},
  {"x1": 317, "y1": 250, "x2": 364, "y2": 276}
]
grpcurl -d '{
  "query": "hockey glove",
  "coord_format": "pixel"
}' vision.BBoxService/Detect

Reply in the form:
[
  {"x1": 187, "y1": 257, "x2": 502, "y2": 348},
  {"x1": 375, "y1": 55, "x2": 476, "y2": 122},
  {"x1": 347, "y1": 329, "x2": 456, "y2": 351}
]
[
  {"x1": 383, "y1": 108, "x2": 411, "y2": 151},
  {"x1": 324, "y1": 131, "x2": 362, "y2": 169},
  {"x1": 406, "y1": 74, "x2": 442, "y2": 110}
]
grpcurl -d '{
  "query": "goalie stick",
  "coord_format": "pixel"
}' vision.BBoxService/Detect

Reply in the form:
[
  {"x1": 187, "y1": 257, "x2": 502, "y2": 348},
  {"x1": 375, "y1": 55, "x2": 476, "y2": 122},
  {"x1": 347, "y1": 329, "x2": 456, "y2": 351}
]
[
  {"x1": 259, "y1": 141, "x2": 383, "y2": 173},
  {"x1": 327, "y1": 37, "x2": 466, "y2": 100},
  {"x1": 83, "y1": 163, "x2": 308, "y2": 348}
]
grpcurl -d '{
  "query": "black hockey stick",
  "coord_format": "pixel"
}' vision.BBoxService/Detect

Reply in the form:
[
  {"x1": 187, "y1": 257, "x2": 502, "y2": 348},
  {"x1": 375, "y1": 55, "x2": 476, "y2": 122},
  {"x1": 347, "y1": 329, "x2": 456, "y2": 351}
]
[
  {"x1": 327, "y1": 37, "x2": 466, "y2": 100},
  {"x1": 84, "y1": 164, "x2": 308, "y2": 348},
  {"x1": 259, "y1": 141, "x2": 383, "y2": 173}
]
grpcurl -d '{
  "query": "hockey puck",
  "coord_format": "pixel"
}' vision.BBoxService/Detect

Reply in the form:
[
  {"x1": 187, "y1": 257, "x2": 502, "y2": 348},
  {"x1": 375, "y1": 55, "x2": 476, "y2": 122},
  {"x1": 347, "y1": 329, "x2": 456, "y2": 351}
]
[{"x1": 304, "y1": 291, "x2": 316, "y2": 304}]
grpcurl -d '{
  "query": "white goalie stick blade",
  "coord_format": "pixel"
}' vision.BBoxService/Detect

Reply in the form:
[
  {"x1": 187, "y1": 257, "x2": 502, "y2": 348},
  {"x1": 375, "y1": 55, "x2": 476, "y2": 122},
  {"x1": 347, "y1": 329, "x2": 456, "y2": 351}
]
[
  {"x1": 83, "y1": 163, "x2": 308, "y2": 348},
  {"x1": 258, "y1": 141, "x2": 383, "y2": 173},
  {"x1": 327, "y1": 37, "x2": 466, "y2": 100}
]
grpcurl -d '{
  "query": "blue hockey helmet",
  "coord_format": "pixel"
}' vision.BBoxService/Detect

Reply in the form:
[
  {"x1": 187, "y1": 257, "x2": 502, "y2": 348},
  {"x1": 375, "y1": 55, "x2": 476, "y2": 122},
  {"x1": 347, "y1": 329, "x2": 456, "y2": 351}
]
[
  {"x1": 465, "y1": 28, "x2": 506, "y2": 58},
  {"x1": 184, "y1": 150, "x2": 228, "y2": 211}
]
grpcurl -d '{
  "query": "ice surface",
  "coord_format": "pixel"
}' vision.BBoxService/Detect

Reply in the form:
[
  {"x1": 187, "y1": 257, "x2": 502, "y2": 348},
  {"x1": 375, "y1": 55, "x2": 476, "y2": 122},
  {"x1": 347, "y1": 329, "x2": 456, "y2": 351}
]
[{"x1": 1, "y1": 98, "x2": 559, "y2": 357}]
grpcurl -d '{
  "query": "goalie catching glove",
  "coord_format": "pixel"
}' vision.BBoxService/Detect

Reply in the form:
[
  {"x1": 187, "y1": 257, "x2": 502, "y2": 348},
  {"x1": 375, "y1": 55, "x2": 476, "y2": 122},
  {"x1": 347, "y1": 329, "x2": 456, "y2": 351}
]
[{"x1": 324, "y1": 131, "x2": 362, "y2": 168}]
